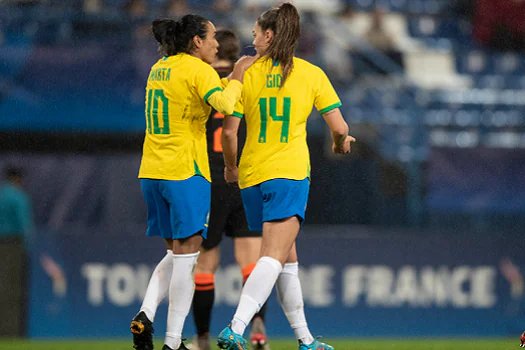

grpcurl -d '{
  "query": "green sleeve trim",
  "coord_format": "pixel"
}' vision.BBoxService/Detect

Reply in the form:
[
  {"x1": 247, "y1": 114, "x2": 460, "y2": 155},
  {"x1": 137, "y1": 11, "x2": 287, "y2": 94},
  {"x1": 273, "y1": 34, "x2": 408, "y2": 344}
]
[
  {"x1": 319, "y1": 102, "x2": 342, "y2": 115},
  {"x1": 231, "y1": 111, "x2": 243, "y2": 118},
  {"x1": 203, "y1": 87, "x2": 222, "y2": 104}
]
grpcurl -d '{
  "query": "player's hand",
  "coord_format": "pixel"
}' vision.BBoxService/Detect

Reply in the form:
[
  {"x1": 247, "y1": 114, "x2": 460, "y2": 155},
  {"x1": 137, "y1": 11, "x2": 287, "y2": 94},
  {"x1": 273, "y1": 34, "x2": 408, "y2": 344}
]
[
  {"x1": 231, "y1": 54, "x2": 259, "y2": 83},
  {"x1": 332, "y1": 135, "x2": 356, "y2": 154},
  {"x1": 234, "y1": 53, "x2": 260, "y2": 71},
  {"x1": 224, "y1": 166, "x2": 239, "y2": 183}
]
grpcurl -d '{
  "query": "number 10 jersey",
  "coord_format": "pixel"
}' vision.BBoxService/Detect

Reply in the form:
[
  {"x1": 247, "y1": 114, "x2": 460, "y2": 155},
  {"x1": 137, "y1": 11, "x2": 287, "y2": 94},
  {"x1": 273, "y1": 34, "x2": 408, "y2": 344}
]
[{"x1": 139, "y1": 53, "x2": 240, "y2": 182}]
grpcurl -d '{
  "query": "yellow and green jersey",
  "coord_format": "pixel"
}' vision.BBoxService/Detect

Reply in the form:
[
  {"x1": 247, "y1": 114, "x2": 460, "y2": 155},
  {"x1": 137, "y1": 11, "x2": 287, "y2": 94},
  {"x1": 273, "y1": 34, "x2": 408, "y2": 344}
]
[
  {"x1": 235, "y1": 57, "x2": 341, "y2": 189},
  {"x1": 139, "y1": 53, "x2": 242, "y2": 182}
]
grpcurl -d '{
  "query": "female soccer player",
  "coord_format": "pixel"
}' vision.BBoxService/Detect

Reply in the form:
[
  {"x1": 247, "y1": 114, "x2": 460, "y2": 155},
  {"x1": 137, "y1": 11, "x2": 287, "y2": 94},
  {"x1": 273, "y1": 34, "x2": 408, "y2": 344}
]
[
  {"x1": 217, "y1": 3, "x2": 355, "y2": 350},
  {"x1": 129, "y1": 15, "x2": 256, "y2": 350},
  {"x1": 191, "y1": 28, "x2": 269, "y2": 350}
]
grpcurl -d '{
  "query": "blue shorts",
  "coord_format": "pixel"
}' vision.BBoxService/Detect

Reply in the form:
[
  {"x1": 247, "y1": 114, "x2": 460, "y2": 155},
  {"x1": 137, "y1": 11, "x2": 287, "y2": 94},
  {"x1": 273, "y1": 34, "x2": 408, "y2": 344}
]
[
  {"x1": 240, "y1": 178, "x2": 310, "y2": 232},
  {"x1": 140, "y1": 176, "x2": 210, "y2": 240}
]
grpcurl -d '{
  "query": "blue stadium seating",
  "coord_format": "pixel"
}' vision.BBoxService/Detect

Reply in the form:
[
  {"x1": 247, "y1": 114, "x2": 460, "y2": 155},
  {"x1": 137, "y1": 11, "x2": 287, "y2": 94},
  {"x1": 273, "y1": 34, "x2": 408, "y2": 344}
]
[{"x1": 346, "y1": 0, "x2": 448, "y2": 14}]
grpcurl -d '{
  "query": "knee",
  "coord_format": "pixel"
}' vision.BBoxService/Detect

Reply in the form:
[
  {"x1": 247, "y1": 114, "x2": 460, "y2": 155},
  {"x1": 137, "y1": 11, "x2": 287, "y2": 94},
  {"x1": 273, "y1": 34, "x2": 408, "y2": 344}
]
[
  {"x1": 195, "y1": 248, "x2": 220, "y2": 274},
  {"x1": 259, "y1": 247, "x2": 289, "y2": 266}
]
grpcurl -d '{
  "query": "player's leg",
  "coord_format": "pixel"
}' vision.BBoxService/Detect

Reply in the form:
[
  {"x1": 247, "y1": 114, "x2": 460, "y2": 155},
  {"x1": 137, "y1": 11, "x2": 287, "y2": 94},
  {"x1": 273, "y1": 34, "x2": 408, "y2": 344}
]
[
  {"x1": 131, "y1": 179, "x2": 174, "y2": 350},
  {"x1": 218, "y1": 179, "x2": 308, "y2": 350},
  {"x1": 234, "y1": 238, "x2": 261, "y2": 274},
  {"x1": 217, "y1": 184, "x2": 263, "y2": 349},
  {"x1": 131, "y1": 241, "x2": 173, "y2": 350},
  {"x1": 234, "y1": 237, "x2": 269, "y2": 349},
  {"x1": 189, "y1": 181, "x2": 228, "y2": 350},
  {"x1": 229, "y1": 194, "x2": 270, "y2": 329},
  {"x1": 277, "y1": 245, "x2": 333, "y2": 350},
  {"x1": 191, "y1": 246, "x2": 220, "y2": 350},
  {"x1": 162, "y1": 176, "x2": 210, "y2": 350},
  {"x1": 138, "y1": 238, "x2": 174, "y2": 323},
  {"x1": 276, "y1": 244, "x2": 312, "y2": 344},
  {"x1": 165, "y1": 234, "x2": 203, "y2": 350},
  {"x1": 219, "y1": 218, "x2": 297, "y2": 349}
]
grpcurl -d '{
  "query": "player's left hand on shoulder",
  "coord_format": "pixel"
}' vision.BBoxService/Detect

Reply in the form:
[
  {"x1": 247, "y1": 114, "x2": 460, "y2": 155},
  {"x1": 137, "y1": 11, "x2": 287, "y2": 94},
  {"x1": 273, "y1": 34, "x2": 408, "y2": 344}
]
[{"x1": 235, "y1": 54, "x2": 260, "y2": 70}]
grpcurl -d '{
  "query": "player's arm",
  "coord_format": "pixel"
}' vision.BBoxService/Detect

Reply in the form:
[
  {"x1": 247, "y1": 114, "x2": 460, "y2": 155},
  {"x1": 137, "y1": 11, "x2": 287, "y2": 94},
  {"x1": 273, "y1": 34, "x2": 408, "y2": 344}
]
[
  {"x1": 204, "y1": 55, "x2": 258, "y2": 116},
  {"x1": 221, "y1": 114, "x2": 242, "y2": 183},
  {"x1": 206, "y1": 81, "x2": 243, "y2": 116},
  {"x1": 315, "y1": 66, "x2": 356, "y2": 154},
  {"x1": 322, "y1": 108, "x2": 355, "y2": 154}
]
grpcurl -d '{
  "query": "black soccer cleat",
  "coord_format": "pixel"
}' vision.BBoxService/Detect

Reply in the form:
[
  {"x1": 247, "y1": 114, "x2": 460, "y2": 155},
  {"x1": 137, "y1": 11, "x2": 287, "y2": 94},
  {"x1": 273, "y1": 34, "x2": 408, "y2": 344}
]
[
  {"x1": 131, "y1": 311, "x2": 154, "y2": 350},
  {"x1": 162, "y1": 339, "x2": 190, "y2": 350}
]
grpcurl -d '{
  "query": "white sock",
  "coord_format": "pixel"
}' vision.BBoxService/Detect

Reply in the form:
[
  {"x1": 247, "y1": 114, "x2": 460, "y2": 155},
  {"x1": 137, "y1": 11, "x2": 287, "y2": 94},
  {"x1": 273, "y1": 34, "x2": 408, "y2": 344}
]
[
  {"x1": 276, "y1": 262, "x2": 314, "y2": 344},
  {"x1": 165, "y1": 251, "x2": 199, "y2": 349},
  {"x1": 140, "y1": 250, "x2": 173, "y2": 322},
  {"x1": 231, "y1": 256, "x2": 283, "y2": 335}
]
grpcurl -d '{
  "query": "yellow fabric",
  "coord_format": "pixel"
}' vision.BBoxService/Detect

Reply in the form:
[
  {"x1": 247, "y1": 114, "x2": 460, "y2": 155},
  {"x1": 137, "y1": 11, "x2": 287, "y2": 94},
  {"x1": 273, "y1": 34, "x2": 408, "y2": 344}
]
[
  {"x1": 236, "y1": 57, "x2": 341, "y2": 189},
  {"x1": 207, "y1": 79, "x2": 242, "y2": 116},
  {"x1": 139, "y1": 53, "x2": 242, "y2": 181}
]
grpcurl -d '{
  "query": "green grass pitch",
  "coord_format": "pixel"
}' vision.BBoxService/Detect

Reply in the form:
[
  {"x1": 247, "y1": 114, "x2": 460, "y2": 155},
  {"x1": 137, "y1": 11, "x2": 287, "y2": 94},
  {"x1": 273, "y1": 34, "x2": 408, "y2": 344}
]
[{"x1": 0, "y1": 338, "x2": 517, "y2": 350}]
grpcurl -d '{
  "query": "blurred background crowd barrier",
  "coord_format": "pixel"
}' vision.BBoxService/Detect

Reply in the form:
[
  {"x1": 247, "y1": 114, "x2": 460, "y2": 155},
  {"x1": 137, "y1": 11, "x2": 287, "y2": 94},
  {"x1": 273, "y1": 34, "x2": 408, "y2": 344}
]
[{"x1": 1, "y1": 0, "x2": 525, "y2": 339}]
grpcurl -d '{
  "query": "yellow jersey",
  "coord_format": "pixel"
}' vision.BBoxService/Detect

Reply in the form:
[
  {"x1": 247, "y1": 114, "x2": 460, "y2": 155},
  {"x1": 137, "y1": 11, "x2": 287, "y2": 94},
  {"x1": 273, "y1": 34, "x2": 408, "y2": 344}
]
[
  {"x1": 139, "y1": 53, "x2": 242, "y2": 182},
  {"x1": 235, "y1": 57, "x2": 341, "y2": 189}
]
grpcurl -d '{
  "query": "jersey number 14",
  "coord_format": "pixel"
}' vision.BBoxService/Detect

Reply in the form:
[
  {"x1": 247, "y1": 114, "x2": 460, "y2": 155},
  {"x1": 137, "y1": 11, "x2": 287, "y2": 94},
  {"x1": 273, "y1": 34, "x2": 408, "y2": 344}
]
[
  {"x1": 258, "y1": 97, "x2": 291, "y2": 143},
  {"x1": 146, "y1": 89, "x2": 170, "y2": 134}
]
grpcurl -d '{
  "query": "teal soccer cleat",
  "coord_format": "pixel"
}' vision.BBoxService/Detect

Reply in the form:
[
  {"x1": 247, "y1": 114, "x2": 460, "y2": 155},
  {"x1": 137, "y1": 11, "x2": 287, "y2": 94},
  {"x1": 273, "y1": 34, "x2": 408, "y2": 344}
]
[
  {"x1": 299, "y1": 337, "x2": 334, "y2": 350},
  {"x1": 217, "y1": 325, "x2": 248, "y2": 350}
]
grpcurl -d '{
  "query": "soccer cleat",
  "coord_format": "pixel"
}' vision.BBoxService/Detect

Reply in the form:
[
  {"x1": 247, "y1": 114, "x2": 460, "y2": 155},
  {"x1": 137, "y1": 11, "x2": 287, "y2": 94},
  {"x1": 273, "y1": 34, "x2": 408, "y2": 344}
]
[
  {"x1": 520, "y1": 331, "x2": 525, "y2": 347},
  {"x1": 130, "y1": 311, "x2": 154, "y2": 350},
  {"x1": 299, "y1": 337, "x2": 334, "y2": 350},
  {"x1": 217, "y1": 325, "x2": 248, "y2": 350},
  {"x1": 250, "y1": 317, "x2": 270, "y2": 350},
  {"x1": 162, "y1": 340, "x2": 190, "y2": 350}
]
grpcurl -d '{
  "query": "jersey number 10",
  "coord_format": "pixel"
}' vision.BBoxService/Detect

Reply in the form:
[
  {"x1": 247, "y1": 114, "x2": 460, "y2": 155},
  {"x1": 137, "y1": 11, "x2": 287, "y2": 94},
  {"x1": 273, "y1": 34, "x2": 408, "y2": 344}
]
[
  {"x1": 146, "y1": 89, "x2": 170, "y2": 134},
  {"x1": 258, "y1": 97, "x2": 291, "y2": 143}
]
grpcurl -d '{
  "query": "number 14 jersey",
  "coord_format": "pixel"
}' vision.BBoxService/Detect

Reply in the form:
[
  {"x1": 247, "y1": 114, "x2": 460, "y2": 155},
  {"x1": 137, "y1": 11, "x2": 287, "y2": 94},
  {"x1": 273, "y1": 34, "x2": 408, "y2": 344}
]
[{"x1": 234, "y1": 57, "x2": 342, "y2": 189}]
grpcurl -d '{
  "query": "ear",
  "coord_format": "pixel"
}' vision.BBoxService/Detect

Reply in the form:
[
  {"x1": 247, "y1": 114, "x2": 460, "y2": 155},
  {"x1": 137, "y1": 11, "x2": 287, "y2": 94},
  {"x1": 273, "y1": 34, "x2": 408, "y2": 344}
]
[
  {"x1": 264, "y1": 29, "x2": 274, "y2": 45},
  {"x1": 193, "y1": 35, "x2": 203, "y2": 49}
]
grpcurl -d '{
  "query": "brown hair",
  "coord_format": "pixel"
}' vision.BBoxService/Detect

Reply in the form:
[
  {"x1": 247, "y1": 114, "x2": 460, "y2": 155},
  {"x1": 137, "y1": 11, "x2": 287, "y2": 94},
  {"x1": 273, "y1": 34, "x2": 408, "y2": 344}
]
[
  {"x1": 216, "y1": 29, "x2": 240, "y2": 63},
  {"x1": 257, "y1": 2, "x2": 300, "y2": 85}
]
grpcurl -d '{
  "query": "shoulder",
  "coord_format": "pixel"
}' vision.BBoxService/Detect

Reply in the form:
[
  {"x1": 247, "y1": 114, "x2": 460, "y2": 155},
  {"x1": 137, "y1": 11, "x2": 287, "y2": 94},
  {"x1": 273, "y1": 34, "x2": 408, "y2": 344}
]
[
  {"x1": 293, "y1": 57, "x2": 325, "y2": 76},
  {"x1": 194, "y1": 59, "x2": 217, "y2": 77},
  {"x1": 171, "y1": 54, "x2": 213, "y2": 74},
  {"x1": 248, "y1": 56, "x2": 276, "y2": 73}
]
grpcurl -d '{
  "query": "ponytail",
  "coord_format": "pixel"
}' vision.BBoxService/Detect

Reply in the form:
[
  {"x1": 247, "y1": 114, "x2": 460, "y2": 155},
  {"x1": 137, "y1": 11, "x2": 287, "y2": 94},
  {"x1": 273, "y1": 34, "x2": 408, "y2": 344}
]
[
  {"x1": 257, "y1": 2, "x2": 301, "y2": 85},
  {"x1": 151, "y1": 14, "x2": 209, "y2": 57},
  {"x1": 152, "y1": 19, "x2": 178, "y2": 56}
]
